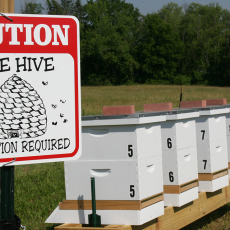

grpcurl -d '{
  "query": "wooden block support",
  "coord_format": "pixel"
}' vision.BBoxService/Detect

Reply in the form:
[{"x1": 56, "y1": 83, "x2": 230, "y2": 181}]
[
  {"x1": 56, "y1": 181, "x2": 230, "y2": 230},
  {"x1": 180, "y1": 100, "x2": 206, "y2": 108},
  {"x1": 144, "y1": 103, "x2": 172, "y2": 112},
  {"x1": 103, "y1": 105, "x2": 135, "y2": 116},
  {"x1": 206, "y1": 98, "x2": 227, "y2": 106}
]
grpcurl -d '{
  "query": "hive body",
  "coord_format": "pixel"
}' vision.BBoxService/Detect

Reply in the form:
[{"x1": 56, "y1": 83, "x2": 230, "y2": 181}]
[
  {"x1": 161, "y1": 110, "x2": 199, "y2": 207},
  {"x1": 65, "y1": 157, "x2": 163, "y2": 201},
  {"x1": 196, "y1": 107, "x2": 229, "y2": 192},
  {"x1": 62, "y1": 113, "x2": 166, "y2": 225},
  {"x1": 0, "y1": 75, "x2": 47, "y2": 139},
  {"x1": 81, "y1": 123, "x2": 162, "y2": 161},
  {"x1": 225, "y1": 113, "x2": 230, "y2": 177}
]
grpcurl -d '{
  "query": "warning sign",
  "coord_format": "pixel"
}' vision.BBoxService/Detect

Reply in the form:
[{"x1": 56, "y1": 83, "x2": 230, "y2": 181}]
[{"x1": 0, "y1": 14, "x2": 81, "y2": 166}]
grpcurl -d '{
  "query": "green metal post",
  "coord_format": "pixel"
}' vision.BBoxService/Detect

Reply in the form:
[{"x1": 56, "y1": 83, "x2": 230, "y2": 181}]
[
  {"x1": 91, "y1": 178, "x2": 96, "y2": 226},
  {"x1": 1, "y1": 166, "x2": 14, "y2": 221},
  {"x1": 88, "y1": 177, "x2": 101, "y2": 227},
  {"x1": 0, "y1": 165, "x2": 21, "y2": 230}
]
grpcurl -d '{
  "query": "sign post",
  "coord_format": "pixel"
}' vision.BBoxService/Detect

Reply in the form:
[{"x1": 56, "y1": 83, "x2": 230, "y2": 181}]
[
  {"x1": 0, "y1": 4, "x2": 16, "y2": 228},
  {"x1": 0, "y1": 0, "x2": 14, "y2": 13},
  {"x1": 1, "y1": 166, "x2": 14, "y2": 221},
  {"x1": 0, "y1": 13, "x2": 81, "y2": 229},
  {"x1": 0, "y1": 166, "x2": 21, "y2": 230}
]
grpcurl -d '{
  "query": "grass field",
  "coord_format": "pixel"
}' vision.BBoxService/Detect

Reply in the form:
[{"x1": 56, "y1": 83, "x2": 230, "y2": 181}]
[
  {"x1": 81, "y1": 85, "x2": 230, "y2": 115},
  {"x1": 14, "y1": 84, "x2": 230, "y2": 229}
]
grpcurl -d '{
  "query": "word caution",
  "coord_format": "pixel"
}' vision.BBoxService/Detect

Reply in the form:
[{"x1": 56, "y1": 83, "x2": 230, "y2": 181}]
[{"x1": 0, "y1": 24, "x2": 69, "y2": 46}]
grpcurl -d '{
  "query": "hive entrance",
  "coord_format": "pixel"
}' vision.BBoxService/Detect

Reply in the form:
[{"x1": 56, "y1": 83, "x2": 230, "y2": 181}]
[{"x1": 8, "y1": 130, "x2": 20, "y2": 139}]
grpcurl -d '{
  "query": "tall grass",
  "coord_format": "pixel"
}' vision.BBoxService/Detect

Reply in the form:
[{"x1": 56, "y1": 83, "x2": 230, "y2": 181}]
[{"x1": 14, "y1": 84, "x2": 230, "y2": 229}]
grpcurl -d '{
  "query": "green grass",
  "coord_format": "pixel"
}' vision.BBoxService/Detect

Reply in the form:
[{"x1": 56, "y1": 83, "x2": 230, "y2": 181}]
[
  {"x1": 14, "y1": 84, "x2": 230, "y2": 229},
  {"x1": 15, "y1": 162, "x2": 64, "y2": 230},
  {"x1": 81, "y1": 85, "x2": 230, "y2": 115}
]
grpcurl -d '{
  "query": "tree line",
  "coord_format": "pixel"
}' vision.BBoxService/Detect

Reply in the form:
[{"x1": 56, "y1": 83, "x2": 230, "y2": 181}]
[{"x1": 21, "y1": 0, "x2": 230, "y2": 86}]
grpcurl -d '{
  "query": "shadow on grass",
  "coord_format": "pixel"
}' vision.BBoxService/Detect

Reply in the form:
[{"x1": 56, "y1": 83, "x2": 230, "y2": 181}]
[
  {"x1": 46, "y1": 224, "x2": 60, "y2": 230},
  {"x1": 181, "y1": 204, "x2": 230, "y2": 230}
]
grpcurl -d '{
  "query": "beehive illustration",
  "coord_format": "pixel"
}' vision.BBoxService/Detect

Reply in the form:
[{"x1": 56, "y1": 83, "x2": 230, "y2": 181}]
[{"x1": 0, "y1": 75, "x2": 47, "y2": 139}]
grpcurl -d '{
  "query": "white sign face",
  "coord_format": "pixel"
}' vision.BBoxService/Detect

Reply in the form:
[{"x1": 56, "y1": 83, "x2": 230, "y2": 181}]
[{"x1": 0, "y1": 14, "x2": 81, "y2": 166}]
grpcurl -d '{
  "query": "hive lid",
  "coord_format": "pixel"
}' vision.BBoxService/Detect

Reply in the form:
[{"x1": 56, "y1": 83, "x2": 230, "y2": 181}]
[
  {"x1": 165, "y1": 108, "x2": 200, "y2": 120},
  {"x1": 82, "y1": 111, "x2": 167, "y2": 126},
  {"x1": 199, "y1": 105, "x2": 230, "y2": 116}
]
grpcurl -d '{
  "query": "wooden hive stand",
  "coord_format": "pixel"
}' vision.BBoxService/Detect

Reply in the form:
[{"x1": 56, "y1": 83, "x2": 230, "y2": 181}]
[
  {"x1": 55, "y1": 181, "x2": 230, "y2": 230},
  {"x1": 55, "y1": 224, "x2": 131, "y2": 230}
]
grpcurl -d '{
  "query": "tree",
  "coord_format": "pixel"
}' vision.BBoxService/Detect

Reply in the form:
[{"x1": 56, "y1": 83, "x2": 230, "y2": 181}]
[
  {"x1": 21, "y1": 0, "x2": 44, "y2": 14},
  {"x1": 46, "y1": 0, "x2": 86, "y2": 22},
  {"x1": 68, "y1": 0, "x2": 86, "y2": 23},
  {"x1": 81, "y1": 0, "x2": 141, "y2": 85},
  {"x1": 157, "y1": 2, "x2": 184, "y2": 34},
  {"x1": 46, "y1": 0, "x2": 63, "y2": 15},
  {"x1": 61, "y1": 0, "x2": 73, "y2": 14},
  {"x1": 44, "y1": 0, "x2": 230, "y2": 86},
  {"x1": 137, "y1": 13, "x2": 184, "y2": 84},
  {"x1": 179, "y1": 3, "x2": 230, "y2": 85},
  {"x1": 217, "y1": 9, "x2": 230, "y2": 85}
]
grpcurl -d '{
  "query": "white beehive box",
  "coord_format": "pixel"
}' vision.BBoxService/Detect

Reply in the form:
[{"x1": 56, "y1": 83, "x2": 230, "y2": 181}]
[
  {"x1": 80, "y1": 112, "x2": 165, "y2": 161},
  {"x1": 161, "y1": 109, "x2": 199, "y2": 207},
  {"x1": 196, "y1": 105, "x2": 229, "y2": 192},
  {"x1": 65, "y1": 156, "x2": 163, "y2": 201},
  {"x1": 225, "y1": 112, "x2": 230, "y2": 177},
  {"x1": 46, "y1": 111, "x2": 166, "y2": 225}
]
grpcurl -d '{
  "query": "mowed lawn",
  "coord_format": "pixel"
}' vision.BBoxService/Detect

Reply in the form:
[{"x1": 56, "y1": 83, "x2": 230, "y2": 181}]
[{"x1": 15, "y1": 85, "x2": 230, "y2": 229}]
